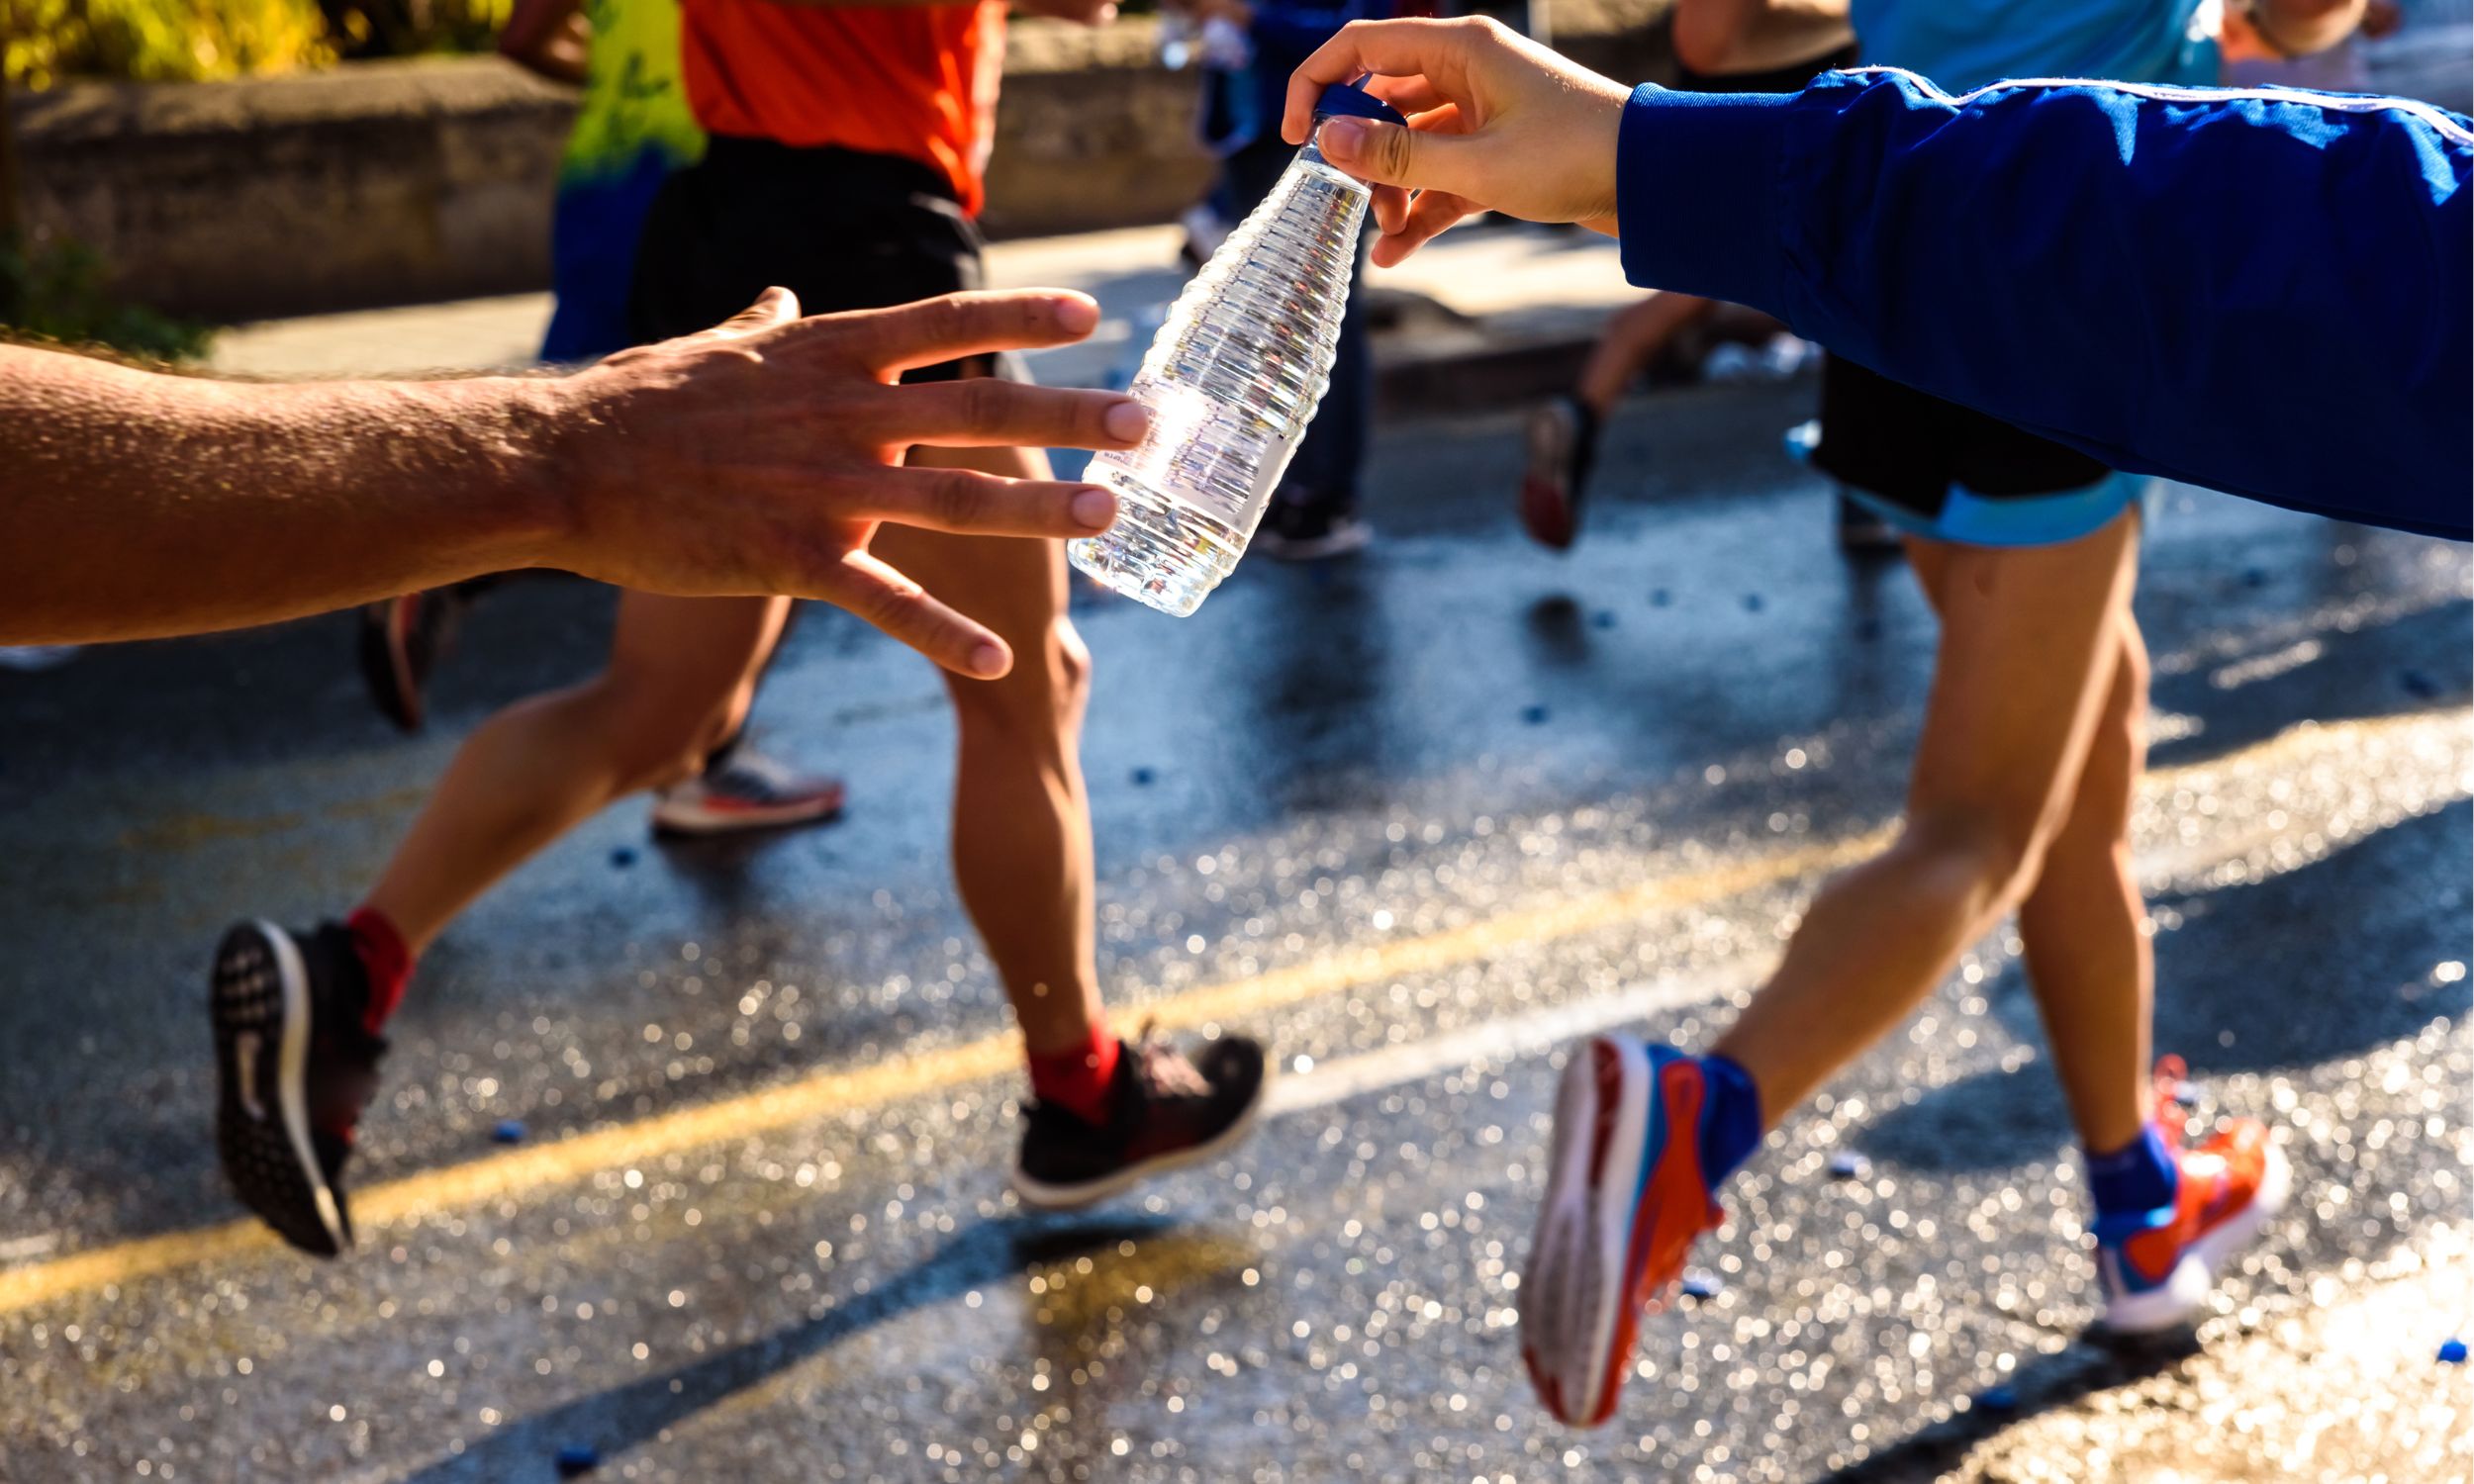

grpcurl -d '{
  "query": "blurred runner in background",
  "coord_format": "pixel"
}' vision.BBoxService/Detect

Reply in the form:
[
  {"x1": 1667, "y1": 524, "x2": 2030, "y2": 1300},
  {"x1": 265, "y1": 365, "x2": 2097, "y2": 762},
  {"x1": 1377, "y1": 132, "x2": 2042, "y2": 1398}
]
[
  {"x1": 2223, "y1": 0, "x2": 2403, "y2": 88},
  {"x1": 356, "y1": 0, "x2": 849, "y2": 838},
  {"x1": 205, "y1": 0, "x2": 1268, "y2": 1262},
  {"x1": 1514, "y1": 36, "x2": 1854, "y2": 553},
  {"x1": 1187, "y1": 0, "x2": 1405, "y2": 559}
]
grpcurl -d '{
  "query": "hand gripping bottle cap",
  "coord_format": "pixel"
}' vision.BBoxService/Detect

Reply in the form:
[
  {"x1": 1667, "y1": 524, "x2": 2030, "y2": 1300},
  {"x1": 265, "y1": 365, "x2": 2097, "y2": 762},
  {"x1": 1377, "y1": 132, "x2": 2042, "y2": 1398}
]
[{"x1": 1314, "y1": 78, "x2": 1409, "y2": 127}]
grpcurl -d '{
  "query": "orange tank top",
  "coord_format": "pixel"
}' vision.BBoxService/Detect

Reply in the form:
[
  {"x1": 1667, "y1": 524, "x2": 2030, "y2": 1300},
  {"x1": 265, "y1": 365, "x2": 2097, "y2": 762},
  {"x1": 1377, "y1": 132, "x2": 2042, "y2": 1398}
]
[{"x1": 680, "y1": 0, "x2": 1006, "y2": 216}]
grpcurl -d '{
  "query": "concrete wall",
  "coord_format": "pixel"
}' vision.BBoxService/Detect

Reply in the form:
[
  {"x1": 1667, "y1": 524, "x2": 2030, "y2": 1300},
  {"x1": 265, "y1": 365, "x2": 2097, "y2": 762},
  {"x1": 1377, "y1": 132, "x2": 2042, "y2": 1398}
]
[{"x1": 10, "y1": 3, "x2": 1673, "y2": 322}]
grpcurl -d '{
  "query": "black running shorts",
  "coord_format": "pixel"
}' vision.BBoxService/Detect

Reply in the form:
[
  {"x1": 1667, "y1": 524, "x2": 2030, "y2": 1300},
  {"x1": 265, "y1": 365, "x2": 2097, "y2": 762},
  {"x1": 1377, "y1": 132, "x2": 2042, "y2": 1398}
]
[
  {"x1": 628, "y1": 136, "x2": 1021, "y2": 386},
  {"x1": 1807, "y1": 355, "x2": 2136, "y2": 545}
]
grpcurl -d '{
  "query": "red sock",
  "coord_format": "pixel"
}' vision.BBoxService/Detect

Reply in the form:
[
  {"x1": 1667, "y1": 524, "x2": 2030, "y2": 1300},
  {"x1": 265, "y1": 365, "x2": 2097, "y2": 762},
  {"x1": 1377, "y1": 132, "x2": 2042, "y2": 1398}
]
[
  {"x1": 1027, "y1": 1024, "x2": 1120, "y2": 1125},
  {"x1": 344, "y1": 906, "x2": 414, "y2": 1035}
]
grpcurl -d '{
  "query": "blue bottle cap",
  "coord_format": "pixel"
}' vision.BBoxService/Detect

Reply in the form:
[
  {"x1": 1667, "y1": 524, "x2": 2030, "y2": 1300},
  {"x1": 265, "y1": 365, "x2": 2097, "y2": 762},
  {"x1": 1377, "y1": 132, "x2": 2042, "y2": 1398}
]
[{"x1": 1314, "y1": 79, "x2": 1408, "y2": 128}]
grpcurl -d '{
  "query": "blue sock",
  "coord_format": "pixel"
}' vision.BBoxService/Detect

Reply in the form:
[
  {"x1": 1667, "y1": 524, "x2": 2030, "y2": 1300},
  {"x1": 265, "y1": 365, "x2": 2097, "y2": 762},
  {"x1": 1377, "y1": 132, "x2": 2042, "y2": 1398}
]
[
  {"x1": 1695, "y1": 1053, "x2": 1764, "y2": 1183},
  {"x1": 2086, "y1": 1124, "x2": 2179, "y2": 1216}
]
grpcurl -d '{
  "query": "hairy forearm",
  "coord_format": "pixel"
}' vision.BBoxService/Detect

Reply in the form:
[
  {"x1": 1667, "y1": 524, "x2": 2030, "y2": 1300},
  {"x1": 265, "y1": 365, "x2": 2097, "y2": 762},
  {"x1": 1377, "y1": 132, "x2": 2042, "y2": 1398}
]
[
  {"x1": 1672, "y1": 0, "x2": 1853, "y2": 76},
  {"x1": 1, "y1": 345, "x2": 566, "y2": 643}
]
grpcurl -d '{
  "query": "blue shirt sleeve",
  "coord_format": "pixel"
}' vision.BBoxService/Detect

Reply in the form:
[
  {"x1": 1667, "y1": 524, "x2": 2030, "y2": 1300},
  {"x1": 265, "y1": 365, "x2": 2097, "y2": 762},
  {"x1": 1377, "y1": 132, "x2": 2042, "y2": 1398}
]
[{"x1": 1615, "y1": 70, "x2": 2474, "y2": 540}]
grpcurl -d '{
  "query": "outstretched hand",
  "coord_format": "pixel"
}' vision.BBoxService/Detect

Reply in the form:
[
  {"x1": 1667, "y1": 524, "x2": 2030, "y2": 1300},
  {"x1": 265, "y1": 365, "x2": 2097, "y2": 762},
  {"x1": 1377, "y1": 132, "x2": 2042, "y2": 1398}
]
[
  {"x1": 548, "y1": 287, "x2": 1148, "y2": 679},
  {"x1": 1281, "y1": 17, "x2": 1630, "y2": 266}
]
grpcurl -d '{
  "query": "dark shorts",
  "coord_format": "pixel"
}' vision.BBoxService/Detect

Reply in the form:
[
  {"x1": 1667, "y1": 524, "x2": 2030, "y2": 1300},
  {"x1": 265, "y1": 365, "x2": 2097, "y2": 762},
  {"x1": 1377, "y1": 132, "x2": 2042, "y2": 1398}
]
[
  {"x1": 628, "y1": 136, "x2": 1018, "y2": 385},
  {"x1": 1672, "y1": 49, "x2": 2139, "y2": 547},
  {"x1": 1807, "y1": 355, "x2": 2142, "y2": 547}
]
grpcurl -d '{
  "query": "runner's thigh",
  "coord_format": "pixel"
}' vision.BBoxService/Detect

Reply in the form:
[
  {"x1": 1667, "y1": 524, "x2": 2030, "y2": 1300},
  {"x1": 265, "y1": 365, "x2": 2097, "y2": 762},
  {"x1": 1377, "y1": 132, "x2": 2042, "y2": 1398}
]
[{"x1": 1901, "y1": 512, "x2": 2140, "y2": 831}]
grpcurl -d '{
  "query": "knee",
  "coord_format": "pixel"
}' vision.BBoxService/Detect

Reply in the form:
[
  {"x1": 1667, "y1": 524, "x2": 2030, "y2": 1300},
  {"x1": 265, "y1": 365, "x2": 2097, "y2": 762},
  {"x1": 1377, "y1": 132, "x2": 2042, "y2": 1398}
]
[
  {"x1": 1902, "y1": 809, "x2": 2050, "y2": 920},
  {"x1": 948, "y1": 616, "x2": 1091, "y2": 737}
]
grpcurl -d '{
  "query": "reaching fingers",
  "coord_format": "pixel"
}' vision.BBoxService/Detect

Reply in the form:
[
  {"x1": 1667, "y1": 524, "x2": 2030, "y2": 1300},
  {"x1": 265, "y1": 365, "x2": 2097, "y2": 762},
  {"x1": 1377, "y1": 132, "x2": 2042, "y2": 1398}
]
[
  {"x1": 1283, "y1": 17, "x2": 1493, "y2": 143},
  {"x1": 821, "y1": 547, "x2": 1014, "y2": 679},
  {"x1": 803, "y1": 290, "x2": 1105, "y2": 376},
  {"x1": 879, "y1": 377, "x2": 1149, "y2": 453},
  {"x1": 855, "y1": 466, "x2": 1121, "y2": 540}
]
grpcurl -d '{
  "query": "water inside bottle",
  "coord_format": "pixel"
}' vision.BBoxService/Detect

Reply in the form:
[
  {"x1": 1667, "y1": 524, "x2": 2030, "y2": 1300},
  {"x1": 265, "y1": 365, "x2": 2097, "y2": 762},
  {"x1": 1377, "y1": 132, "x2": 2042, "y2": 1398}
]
[{"x1": 1069, "y1": 137, "x2": 1370, "y2": 615}]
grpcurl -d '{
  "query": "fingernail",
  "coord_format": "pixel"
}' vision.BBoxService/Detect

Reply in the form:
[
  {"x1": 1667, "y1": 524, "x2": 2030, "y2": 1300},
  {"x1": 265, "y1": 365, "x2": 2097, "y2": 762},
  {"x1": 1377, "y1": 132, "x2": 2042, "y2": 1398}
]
[
  {"x1": 970, "y1": 642, "x2": 1008, "y2": 679},
  {"x1": 1054, "y1": 295, "x2": 1099, "y2": 334},
  {"x1": 1071, "y1": 487, "x2": 1118, "y2": 530},
  {"x1": 1322, "y1": 117, "x2": 1369, "y2": 159},
  {"x1": 1101, "y1": 400, "x2": 1150, "y2": 442}
]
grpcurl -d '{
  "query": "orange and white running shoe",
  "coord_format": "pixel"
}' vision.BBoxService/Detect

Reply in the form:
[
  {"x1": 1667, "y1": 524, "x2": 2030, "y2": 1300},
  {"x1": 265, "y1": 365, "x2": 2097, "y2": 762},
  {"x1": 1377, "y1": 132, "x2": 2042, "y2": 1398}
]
[
  {"x1": 1521, "y1": 1038, "x2": 1725, "y2": 1427},
  {"x1": 2094, "y1": 1056, "x2": 2291, "y2": 1334},
  {"x1": 650, "y1": 742, "x2": 845, "y2": 838}
]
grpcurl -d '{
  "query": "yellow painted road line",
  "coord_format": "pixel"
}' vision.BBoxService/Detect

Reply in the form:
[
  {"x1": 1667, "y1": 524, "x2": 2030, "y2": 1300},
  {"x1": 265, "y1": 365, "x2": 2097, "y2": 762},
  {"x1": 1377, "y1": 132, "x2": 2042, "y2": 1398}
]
[
  {"x1": 0, "y1": 834, "x2": 1881, "y2": 1319},
  {"x1": 3, "y1": 708, "x2": 2461, "y2": 1318}
]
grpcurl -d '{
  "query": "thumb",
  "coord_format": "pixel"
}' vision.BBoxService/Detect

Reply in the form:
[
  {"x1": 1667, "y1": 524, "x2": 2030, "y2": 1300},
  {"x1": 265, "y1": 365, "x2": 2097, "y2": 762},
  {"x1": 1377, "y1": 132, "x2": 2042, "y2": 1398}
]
[
  {"x1": 708, "y1": 286, "x2": 802, "y2": 339},
  {"x1": 1318, "y1": 115, "x2": 1475, "y2": 198}
]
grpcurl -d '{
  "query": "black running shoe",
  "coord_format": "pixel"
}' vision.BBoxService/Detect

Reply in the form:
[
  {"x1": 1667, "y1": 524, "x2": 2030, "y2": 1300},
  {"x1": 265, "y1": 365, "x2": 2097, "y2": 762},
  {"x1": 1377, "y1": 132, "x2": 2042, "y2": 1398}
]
[
  {"x1": 1520, "y1": 396, "x2": 1599, "y2": 551},
  {"x1": 1010, "y1": 1026, "x2": 1270, "y2": 1209},
  {"x1": 355, "y1": 586, "x2": 473, "y2": 733},
  {"x1": 210, "y1": 921, "x2": 387, "y2": 1257}
]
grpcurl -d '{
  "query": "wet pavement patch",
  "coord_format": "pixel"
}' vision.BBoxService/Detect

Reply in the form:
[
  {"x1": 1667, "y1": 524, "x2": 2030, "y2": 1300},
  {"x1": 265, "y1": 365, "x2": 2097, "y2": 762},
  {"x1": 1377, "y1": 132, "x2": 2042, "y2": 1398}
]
[{"x1": 0, "y1": 386, "x2": 2465, "y2": 1482}]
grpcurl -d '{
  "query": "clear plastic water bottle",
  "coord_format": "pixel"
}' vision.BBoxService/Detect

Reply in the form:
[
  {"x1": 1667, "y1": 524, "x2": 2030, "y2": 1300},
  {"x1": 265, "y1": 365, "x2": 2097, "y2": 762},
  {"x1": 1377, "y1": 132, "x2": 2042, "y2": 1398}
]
[{"x1": 1068, "y1": 82, "x2": 1402, "y2": 615}]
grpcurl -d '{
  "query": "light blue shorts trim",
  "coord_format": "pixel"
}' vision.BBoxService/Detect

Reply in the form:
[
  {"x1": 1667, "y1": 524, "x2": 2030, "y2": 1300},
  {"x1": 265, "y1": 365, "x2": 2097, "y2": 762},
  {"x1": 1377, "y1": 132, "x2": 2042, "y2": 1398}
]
[
  {"x1": 1845, "y1": 470, "x2": 2153, "y2": 547},
  {"x1": 1783, "y1": 421, "x2": 2151, "y2": 548}
]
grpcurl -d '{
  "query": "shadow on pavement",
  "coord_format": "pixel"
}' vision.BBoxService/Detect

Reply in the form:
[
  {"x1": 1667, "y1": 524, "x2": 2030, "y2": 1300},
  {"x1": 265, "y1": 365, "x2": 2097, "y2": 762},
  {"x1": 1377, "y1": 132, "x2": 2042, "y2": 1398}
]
[
  {"x1": 1823, "y1": 1327, "x2": 2200, "y2": 1483},
  {"x1": 1853, "y1": 799, "x2": 2472, "y2": 1173},
  {"x1": 395, "y1": 1212, "x2": 1188, "y2": 1484},
  {"x1": 2146, "y1": 595, "x2": 2470, "y2": 775}
]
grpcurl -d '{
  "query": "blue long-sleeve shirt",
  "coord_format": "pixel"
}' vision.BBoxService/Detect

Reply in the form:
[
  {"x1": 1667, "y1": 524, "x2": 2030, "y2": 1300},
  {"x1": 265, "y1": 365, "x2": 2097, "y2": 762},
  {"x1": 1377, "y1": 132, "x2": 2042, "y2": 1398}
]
[{"x1": 1616, "y1": 69, "x2": 2473, "y2": 539}]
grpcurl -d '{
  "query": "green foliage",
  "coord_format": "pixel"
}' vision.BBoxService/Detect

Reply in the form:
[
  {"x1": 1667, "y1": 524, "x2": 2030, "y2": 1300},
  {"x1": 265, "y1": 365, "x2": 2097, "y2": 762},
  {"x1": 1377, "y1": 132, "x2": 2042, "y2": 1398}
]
[
  {"x1": 0, "y1": 232, "x2": 212, "y2": 360},
  {"x1": 317, "y1": 0, "x2": 515, "y2": 62},
  {"x1": 2, "y1": 0, "x2": 520, "y2": 84},
  {"x1": 2, "y1": 0, "x2": 334, "y2": 87}
]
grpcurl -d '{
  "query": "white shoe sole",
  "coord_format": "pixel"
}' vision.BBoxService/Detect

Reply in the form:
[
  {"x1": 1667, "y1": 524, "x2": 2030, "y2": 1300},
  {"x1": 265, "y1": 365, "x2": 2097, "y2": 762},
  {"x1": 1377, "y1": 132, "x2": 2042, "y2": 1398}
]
[
  {"x1": 2103, "y1": 1140, "x2": 2291, "y2": 1335},
  {"x1": 1521, "y1": 1035, "x2": 1653, "y2": 1427},
  {"x1": 1007, "y1": 1070, "x2": 1273, "y2": 1212}
]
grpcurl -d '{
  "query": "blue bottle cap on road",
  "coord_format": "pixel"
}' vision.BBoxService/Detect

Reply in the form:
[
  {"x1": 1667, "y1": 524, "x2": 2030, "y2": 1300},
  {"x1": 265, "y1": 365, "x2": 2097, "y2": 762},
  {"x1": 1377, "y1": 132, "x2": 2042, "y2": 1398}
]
[{"x1": 1315, "y1": 79, "x2": 1408, "y2": 127}]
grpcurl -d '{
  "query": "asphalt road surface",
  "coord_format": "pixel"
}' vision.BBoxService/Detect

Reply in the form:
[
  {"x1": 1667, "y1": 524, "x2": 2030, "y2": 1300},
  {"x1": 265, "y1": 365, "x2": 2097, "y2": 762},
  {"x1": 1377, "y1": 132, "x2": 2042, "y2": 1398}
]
[{"x1": 3, "y1": 382, "x2": 2467, "y2": 1482}]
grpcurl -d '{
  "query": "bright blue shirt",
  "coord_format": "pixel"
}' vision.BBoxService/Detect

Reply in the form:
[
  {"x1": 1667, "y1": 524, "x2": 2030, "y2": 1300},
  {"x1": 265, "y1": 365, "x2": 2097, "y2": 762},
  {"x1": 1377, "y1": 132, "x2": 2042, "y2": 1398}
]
[
  {"x1": 1614, "y1": 71, "x2": 2474, "y2": 539},
  {"x1": 1851, "y1": 0, "x2": 2221, "y2": 91}
]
